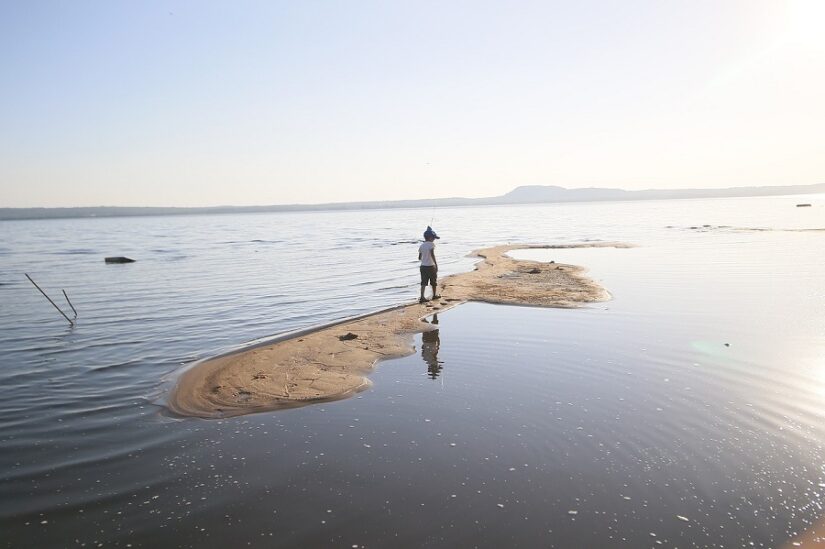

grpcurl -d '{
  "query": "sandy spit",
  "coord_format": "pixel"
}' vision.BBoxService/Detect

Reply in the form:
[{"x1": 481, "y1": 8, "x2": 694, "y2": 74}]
[{"x1": 167, "y1": 243, "x2": 627, "y2": 418}]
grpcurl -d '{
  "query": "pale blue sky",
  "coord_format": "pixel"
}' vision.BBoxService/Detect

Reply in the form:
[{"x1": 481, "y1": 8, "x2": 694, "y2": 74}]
[{"x1": 1, "y1": 0, "x2": 823, "y2": 207}]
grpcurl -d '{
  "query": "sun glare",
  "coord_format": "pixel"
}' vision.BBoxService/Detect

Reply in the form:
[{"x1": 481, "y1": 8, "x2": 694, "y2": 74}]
[{"x1": 786, "y1": 0, "x2": 825, "y2": 47}]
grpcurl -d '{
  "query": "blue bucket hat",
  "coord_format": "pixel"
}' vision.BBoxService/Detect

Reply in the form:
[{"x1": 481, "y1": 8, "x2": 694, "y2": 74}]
[{"x1": 423, "y1": 226, "x2": 440, "y2": 239}]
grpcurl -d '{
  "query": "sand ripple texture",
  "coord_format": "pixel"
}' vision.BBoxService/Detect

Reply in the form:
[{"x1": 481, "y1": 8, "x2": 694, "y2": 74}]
[{"x1": 168, "y1": 243, "x2": 624, "y2": 418}]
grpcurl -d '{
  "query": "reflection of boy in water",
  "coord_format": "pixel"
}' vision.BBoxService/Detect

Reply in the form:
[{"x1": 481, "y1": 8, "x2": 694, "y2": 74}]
[{"x1": 421, "y1": 314, "x2": 442, "y2": 379}]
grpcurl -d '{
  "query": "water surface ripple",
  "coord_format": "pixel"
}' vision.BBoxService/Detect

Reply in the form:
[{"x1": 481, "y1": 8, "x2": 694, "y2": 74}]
[{"x1": 1, "y1": 196, "x2": 824, "y2": 547}]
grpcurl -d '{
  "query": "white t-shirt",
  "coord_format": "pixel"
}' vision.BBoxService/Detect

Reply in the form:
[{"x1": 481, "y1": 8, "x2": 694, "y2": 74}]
[{"x1": 419, "y1": 241, "x2": 436, "y2": 267}]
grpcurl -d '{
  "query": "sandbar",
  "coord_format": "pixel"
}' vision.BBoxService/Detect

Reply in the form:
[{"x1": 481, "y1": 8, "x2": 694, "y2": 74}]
[{"x1": 168, "y1": 243, "x2": 626, "y2": 418}]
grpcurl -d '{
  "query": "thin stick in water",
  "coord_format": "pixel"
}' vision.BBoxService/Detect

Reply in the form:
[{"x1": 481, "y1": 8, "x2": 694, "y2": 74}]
[
  {"x1": 24, "y1": 273, "x2": 74, "y2": 325},
  {"x1": 62, "y1": 289, "x2": 78, "y2": 318}
]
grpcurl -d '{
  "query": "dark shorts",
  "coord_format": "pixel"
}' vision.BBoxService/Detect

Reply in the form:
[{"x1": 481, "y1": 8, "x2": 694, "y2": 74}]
[{"x1": 420, "y1": 265, "x2": 437, "y2": 286}]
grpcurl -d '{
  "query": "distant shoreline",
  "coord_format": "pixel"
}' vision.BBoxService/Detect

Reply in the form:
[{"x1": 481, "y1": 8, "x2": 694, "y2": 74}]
[{"x1": 2, "y1": 183, "x2": 823, "y2": 221}]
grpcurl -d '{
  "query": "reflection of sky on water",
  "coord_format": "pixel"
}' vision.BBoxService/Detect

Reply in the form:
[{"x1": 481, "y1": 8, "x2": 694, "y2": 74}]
[
  {"x1": 2, "y1": 194, "x2": 825, "y2": 546},
  {"x1": 507, "y1": 234, "x2": 825, "y2": 404},
  {"x1": 362, "y1": 294, "x2": 825, "y2": 547}
]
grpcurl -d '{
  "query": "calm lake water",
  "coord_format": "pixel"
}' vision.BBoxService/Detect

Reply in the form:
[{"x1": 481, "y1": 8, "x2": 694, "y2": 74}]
[{"x1": 1, "y1": 196, "x2": 824, "y2": 547}]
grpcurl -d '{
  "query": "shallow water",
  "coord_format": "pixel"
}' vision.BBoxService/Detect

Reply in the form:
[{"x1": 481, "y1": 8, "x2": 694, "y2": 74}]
[{"x1": 1, "y1": 195, "x2": 824, "y2": 547}]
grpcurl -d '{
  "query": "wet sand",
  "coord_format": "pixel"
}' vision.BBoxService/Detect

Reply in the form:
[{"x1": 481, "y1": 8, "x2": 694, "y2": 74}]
[{"x1": 168, "y1": 243, "x2": 626, "y2": 418}]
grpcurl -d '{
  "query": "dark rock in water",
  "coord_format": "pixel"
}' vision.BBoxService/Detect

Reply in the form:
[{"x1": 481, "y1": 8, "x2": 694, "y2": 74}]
[
  {"x1": 724, "y1": 343, "x2": 730, "y2": 347},
  {"x1": 338, "y1": 332, "x2": 358, "y2": 341},
  {"x1": 797, "y1": 203, "x2": 812, "y2": 207},
  {"x1": 105, "y1": 256, "x2": 135, "y2": 264}
]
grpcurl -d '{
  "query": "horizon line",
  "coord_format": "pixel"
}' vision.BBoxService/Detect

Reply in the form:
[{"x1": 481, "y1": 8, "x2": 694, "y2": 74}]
[{"x1": 3, "y1": 181, "x2": 824, "y2": 211}]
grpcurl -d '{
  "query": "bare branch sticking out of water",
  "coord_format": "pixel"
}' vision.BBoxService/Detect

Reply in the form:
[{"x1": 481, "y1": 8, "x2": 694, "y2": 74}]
[{"x1": 24, "y1": 274, "x2": 74, "y2": 326}]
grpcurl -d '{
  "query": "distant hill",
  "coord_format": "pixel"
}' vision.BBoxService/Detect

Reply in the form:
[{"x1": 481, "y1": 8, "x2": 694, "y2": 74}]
[
  {"x1": 499, "y1": 185, "x2": 630, "y2": 203},
  {"x1": 498, "y1": 183, "x2": 825, "y2": 203},
  {"x1": 2, "y1": 183, "x2": 823, "y2": 221}
]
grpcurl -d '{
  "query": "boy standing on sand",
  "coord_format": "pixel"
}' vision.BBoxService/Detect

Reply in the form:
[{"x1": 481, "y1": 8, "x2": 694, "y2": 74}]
[{"x1": 418, "y1": 226, "x2": 441, "y2": 303}]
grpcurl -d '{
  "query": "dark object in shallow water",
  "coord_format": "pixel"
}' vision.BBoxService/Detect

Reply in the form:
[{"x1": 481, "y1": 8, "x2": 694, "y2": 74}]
[
  {"x1": 338, "y1": 332, "x2": 358, "y2": 341},
  {"x1": 105, "y1": 256, "x2": 135, "y2": 264},
  {"x1": 724, "y1": 343, "x2": 731, "y2": 347},
  {"x1": 796, "y1": 203, "x2": 811, "y2": 207}
]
